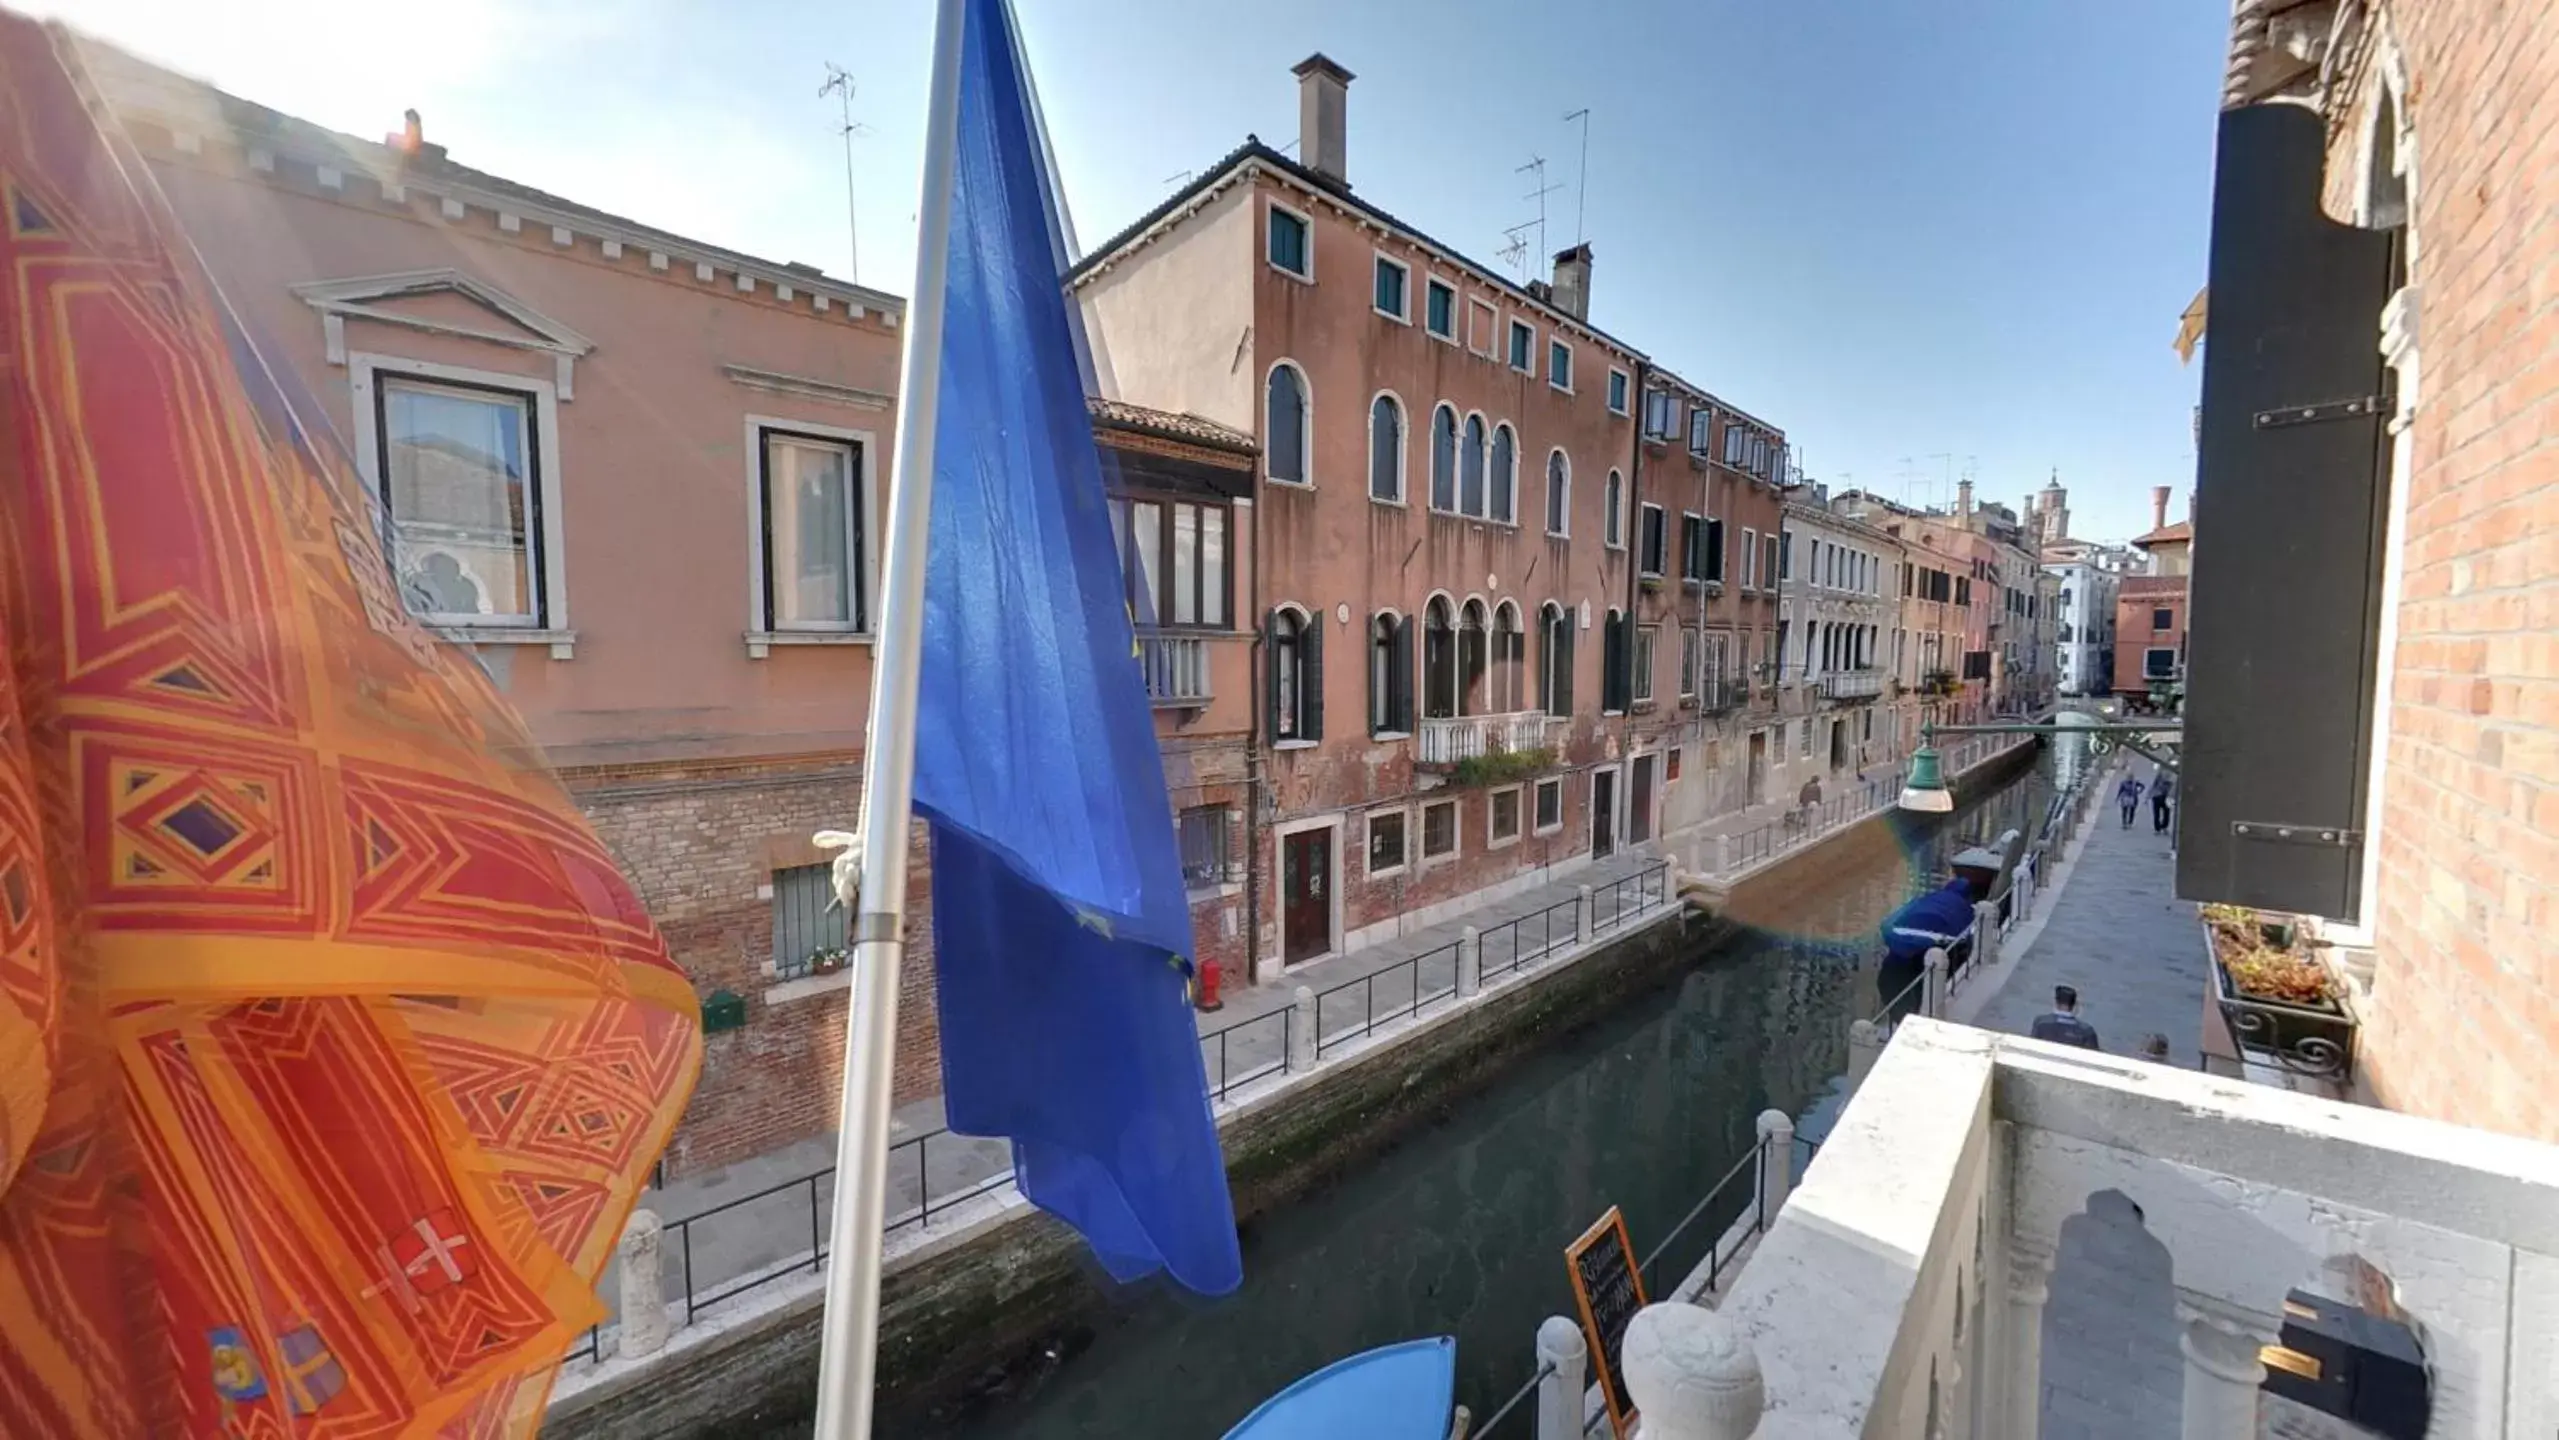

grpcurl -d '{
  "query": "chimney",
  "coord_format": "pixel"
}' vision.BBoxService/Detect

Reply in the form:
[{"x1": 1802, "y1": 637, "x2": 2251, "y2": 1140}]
[
  {"x1": 1551, "y1": 242, "x2": 1594, "y2": 321},
  {"x1": 1956, "y1": 478, "x2": 1973, "y2": 520},
  {"x1": 1292, "y1": 54, "x2": 1354, "y2": 187},
  {"x1": 2151, "y1": 486, "x2": 2170, "y2": 531}
]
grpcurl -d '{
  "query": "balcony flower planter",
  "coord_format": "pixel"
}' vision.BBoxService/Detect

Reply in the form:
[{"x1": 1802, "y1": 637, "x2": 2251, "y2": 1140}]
[
  {"x1": 1449, "y1": 746, "x2": 1555, "y2": 788},
  {"x1": 2201, "y1": 907, "x2": 2352, "y2": 1082}
]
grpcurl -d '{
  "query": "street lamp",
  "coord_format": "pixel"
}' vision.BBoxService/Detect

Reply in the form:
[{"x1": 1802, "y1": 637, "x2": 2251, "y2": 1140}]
[
  {"x1": 1895, "y1": 710, "x2": 2183, "y2": 813},
  {"x1": 1898, "y1": 743, "x2": 1956, "y2": 813}
]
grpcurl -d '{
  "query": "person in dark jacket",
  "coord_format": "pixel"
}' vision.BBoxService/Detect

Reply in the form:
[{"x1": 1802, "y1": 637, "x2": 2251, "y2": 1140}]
[
  {"x1": 1876, "y1": 874, "x2": 1979, "y2": 1024},
  {"x1": 2029, "y1": 984, "x2": 2102, "y2": 1049},
  {"x1": 2115, "y1": 773, "x2": 2144, "y2": 828},
  {"x1": 2149, "y1": 769, "x2": 2176, "y2": 835}
]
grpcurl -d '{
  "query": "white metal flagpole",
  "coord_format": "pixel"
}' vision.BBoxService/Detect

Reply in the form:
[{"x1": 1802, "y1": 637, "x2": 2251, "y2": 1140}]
[{"x1": 810, "y1": 0, "x2": 968, "y2": 1432}]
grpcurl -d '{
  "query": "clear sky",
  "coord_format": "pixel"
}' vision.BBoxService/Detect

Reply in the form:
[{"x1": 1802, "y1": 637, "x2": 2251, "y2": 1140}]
[{"x1": 44, "y1": 0, "x2": 2229, "y2": 543}]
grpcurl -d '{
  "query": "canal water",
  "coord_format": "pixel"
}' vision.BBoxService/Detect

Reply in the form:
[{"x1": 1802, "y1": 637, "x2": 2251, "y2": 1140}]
[{"x1": 877, "y1": 747, "x2": 2061, "y2": 1439}]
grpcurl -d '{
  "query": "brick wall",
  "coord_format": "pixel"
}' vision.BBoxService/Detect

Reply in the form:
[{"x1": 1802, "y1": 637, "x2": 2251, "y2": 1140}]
[{"x1": 2333, "y1": 0, "x2": 2559, "y2": 1144}]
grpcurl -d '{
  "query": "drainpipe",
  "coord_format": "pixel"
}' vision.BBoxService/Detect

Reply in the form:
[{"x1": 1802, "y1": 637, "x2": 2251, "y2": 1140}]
[{"x1": 1244, "y1": 473, "x2": 1266, "y2": 986}]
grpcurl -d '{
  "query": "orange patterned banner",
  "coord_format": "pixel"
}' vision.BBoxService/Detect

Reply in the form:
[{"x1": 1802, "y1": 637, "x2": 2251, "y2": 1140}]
[{"x1": 0, "y1": 15, "x2": 701, "y2": 1437}]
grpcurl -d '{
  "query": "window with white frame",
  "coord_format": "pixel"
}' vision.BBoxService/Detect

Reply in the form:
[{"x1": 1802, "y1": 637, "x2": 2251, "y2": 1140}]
[
  {"x1": 1107, "y1": 495, "x2": 1229, "y2": 628},
  {"x1": 1688, "y1": 406, "x2": 1714, "y2": 457},
  {"x1": 1369, "y1": 394, "x2": 1404, "y2": 503},
  {"x1": 1490, "y1": 424, "x2": 1517, "y2": 524},
  {"x1": 770, "y1": 862, "x2": 848, "y2": 979},
  {"x1": 1544, "y1": 452, "x2": 1570, "y2": 536},
  {"x1": 1179, "y1": 806, "x2": 1234, "y2": 886},
  {"x1": 1533, "y1": 776, "x2": 1563, "y2": 833},
  {"x1": 2144, "y1": 647, "x2": 2179, "y2": 679},
  {"x1": 1373, "y1": 254, "x2": 1409, "y2": 321},
  {"x1": 1270, "y1": 605, "x2": 1322, "y2": 740},
  {"x1": 1547, "y1": 338, "x2": 1573, "y2": 392},
  {"x1": 1488, "y1": 786, "x2": 1523, "y2": 845},
  {"x1": 1268, "y1": 203, "x2": 1311, "y2": 278},
  {"x1": 751, "y1": 426, "x2": 867, "y2": 633},
  {"x1": 1426, "y1": 277, "x2": 1457, "y2": 339},
  {"x1": 1680, "y1": 626, "x2": 1700, "y2": 698},
  {"x1": 1507, "y1": 318, "x2": 1534, "y2": 372},
  {"x1": 1367, "y1": 807, "x2": 1408, "y2": 876},
  {"x1": 1608, "y1": 369, "x2": 1630, "y2": 416},
  {"x1": 374, "y1": 371, "x2": 550, "y2": 627},
  {"x1": 1741, "y1": 527, "x2": 1759, "y2": 589},
  {"x1": 1266, "y1": 362, "x2": 1310, "y2": 485},
  {"x1": 1633, "y1": 624, "x2": 1657, "y2": 704},
  {"x1": 1681, "y1": 513, "x2": 1705, "y2": 582},
  {"x1": 1421, "y1": 798, "x2": 1459, "y2": 860},
  {"x1": 1604, "y1": 471, "x2": 1625, "y2": 548},
  {"x1": 1638, "y1": 503, "x2": 1666, "y2": 576},
  {"x1": 1642, "y1": 390, "x2": 1677, "y2": 441}
]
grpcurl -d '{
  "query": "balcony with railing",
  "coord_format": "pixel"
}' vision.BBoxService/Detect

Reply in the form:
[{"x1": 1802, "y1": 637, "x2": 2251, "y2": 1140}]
[
  {"x1": 1816, "y1": 669, "x2": 1883, "y2": 702},
  {"x1": 1139, "y1": 633, "x2": 1211, "y2": 707},
  {"x1": 1415, "y1": 710, "x2": 1557, "y2": 766}
]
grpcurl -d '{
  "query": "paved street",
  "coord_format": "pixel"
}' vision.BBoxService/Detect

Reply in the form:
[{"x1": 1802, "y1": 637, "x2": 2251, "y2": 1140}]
[{"x1": 1971, "y1": 770, "x2": 2209, "y2": 1438}]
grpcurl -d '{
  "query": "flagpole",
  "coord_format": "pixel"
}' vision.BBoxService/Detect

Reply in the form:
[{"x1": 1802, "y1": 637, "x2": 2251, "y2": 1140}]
[{"x1": 811, "y1": 0, "x2": 967, "y2": 1432}]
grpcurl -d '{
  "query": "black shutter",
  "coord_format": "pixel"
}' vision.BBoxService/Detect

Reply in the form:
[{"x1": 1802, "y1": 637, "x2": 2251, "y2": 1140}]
[
  {"x1": 1602, "y1": 615, "x2": 1627, "y2": 713},
  {"x1": 1301, "y1": 613, "x2": 1325, "y2": 742},
  {"x1": 1265, "y1": 609, "x2": 1283, "y2": 740},
  {"x1": 1559, "y1": 619, "x2": 1576, "y2": 716},
  {"x1": 1706, "y1": 520, "x2": 1726, "y2": 582},
  {"x1": 1394, "y1": 614, "x2": 1416, "y2": 732},
  {"x1": 2177, "y1": 104, "x2": 2396, "y2": 921}
]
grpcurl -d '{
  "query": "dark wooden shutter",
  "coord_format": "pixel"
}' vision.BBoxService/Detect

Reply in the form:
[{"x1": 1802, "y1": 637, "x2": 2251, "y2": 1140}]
[
  {"x1": 1706, "y1": 520, "x2": 1726, "y2": 582},
  {"x1": 1265, "y1": 609, "x2": 1283, "y2": 740},
  {"x1": 1300, "y1": 613, "x2": 1325, "y2": 742},
  {"x1": 1559, "y1": 619, "x2": 1576, "y2": 716},
  {"x1": 1394, "y1": 614, "x2": 1416, "y2": 732},
  {"x1": 2177, "y1": 104, "x2": 2397, "y2": 921},
  {"x1": 1602, "y1": 615, "x2": 1628, "y2": 713}
]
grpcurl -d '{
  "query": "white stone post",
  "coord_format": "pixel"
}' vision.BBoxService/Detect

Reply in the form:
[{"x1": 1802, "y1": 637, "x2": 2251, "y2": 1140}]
[
  {"x1": 1458, "y1": 924, "x2": 1482, "y2": 1000},
  {"x1": 1534, "y1": 1315, "x2": 1588, "y2": 1440},
  {"x1": 2002, "y1": 1242, "x2": 2052, "y2": 1440},
  {"x1": 1753, "y1": 1110, "x2": 1794, "y2": 1225},
  {"x1": 1716, "y1": 833, "x2": 1734, "y2": 875},
  {"x1": 1577, "y1": 884, "x2": 1595, "y2": 944},
  {"x1": 2177, "y1": 1302, "x2": 2267, "y2": 1440},
  {"x1": 1922, "y1": 946, "x2": 1949, "y2": 1019},
  {"x1": 1845, "y1": 1018, "x2": 1883, "y2": 1089},
  {"x1": 617, "y1": 1207, "x2": 671, "y2": 1360},
  {"x1": 1287, "y1": 985, "x2": 1318, "y2": 1071},
  {"x1": 1972, "y1": 899, "x2": 2000, "y2": 975},
  {"x1": 1621, "y1": 1302, "x2": 1763, "y2": 1440}
]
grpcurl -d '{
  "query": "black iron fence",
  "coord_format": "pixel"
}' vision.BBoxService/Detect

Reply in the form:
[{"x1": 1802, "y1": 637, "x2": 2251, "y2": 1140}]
[
  {"x1": 1478, "y1": 895, "x2": 1581, "y2": 982},
  {"x1": 1587, "y1": 863, "x2": 1669, "y2": 938},
  {"x1": 1198, "y1": 1005, "x2": 1291, "y2": 1102},
  {"x1": 1313, "y1": 938, "x2": 1462, "y2": 1057}
]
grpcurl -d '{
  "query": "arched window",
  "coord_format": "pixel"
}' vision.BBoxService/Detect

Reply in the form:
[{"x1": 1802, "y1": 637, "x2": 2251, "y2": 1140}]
[
  {"x1": 1545, "y1": 451, "x2": 1571, "y2": 536},
  {"x1": 1369, "y1": 611, "x2": 1411, "y2": 735},
  {"x1": 1266, "y1": 364, "x2": 1309, "y2": 485},
  {"x1": 1459, "y1": 598, "x2": 1489, "y2": 715},
  {"x1": 1268, "y1": 604, "x2": 1327, "y2": 741},
  {"x1": 1538, "y1": 601, "x2": 1574, "y2": 716},
  {"x1": 1492, "y1": 601, "x2": 1524, "y2": 712},
  {"x1": 1603, "y1": 470, "x2": 1624, "y2": 548},
  {"x1": 1369, "y1": 394, "x2": 1403, "y2": 503},
  {"x1": 1461, "y1": 415, "x2": 1488, "y2": 517},
  {"x1": 1423, "y1": 596, "x2": 1456, "y2": 719},
  {"x1": 1490, "y1": 424, "x2": 1517, "y2": 524},
  {"x1": 1430, "y1": 405, "x2": 1458, "y2": 512}
]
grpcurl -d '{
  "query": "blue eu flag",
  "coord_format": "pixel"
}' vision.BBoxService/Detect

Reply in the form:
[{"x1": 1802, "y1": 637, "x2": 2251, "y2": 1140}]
[{"x1": 911, "y1": 0, "x2": 1241, "y2": 1295}]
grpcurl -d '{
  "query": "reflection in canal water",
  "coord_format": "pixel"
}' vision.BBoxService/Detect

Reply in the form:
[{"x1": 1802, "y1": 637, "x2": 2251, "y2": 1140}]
[{"x1": 879, "y1": 750, "x2": 2060, "y2": 1439}]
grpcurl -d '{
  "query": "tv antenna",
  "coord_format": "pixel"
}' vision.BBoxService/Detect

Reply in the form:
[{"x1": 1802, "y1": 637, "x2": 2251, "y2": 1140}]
[
  {"x1": 1497, "y1": 222, "x2": 1536, "y2": 280},
  {"x1": 818, "y1": 64, "x2": 870, "y2": 283},
  {"x1": 1517, "y1": 155, "x2": 1562, "y2": 269},
  {"x1": 1562, "y1": 109, "x2": 1591, "y2": 243}
]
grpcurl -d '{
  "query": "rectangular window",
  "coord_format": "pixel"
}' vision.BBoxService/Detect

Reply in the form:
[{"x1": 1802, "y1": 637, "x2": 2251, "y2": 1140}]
[
  {"x1": 1488, "y1": 787, "x2": 1523, "y2": 845},
  {"x1": 1547, "y1": 338, "x2": 1574, "y2": 392},
  {"x1": 1112, "y1": 497, "x2": 1229, "y2": 628},
  {"x1": 1639, "y1": 504, "x2": 1667, "y2": 576},
  {"x1": 1468, "y1": 298, "x2": 1498, "y2": 356},
  {"x1": 1705, "y1": 518, "x2": 1727, "y2": 583},
  {"x1": 2145, "y1": 647, "x2": 2179, "y2": 680},
  {"x1": 381, "y1": 374, "x2": 544, "y2": 625},
  {"x1": 1421, "y1": 798, "x2": 1459, "y2": 860},
  {"x1": 753, "y1": 427, "x2": 866, "y2": 633},
  {"x1": 1374, "y1": 254, "x2": 1409, "y2": 320},
  {"x1": 1778, "y1": 532, "x2": 1792, "y2": 581},
  {"x1": 1688, "y1": 406, "x2": 1713, "y2": 456},
  {"x1": 1956, "y1": 576, "x2": 1972, "y2": 607},
  {"x1": 1178, "y1": 806, "x2": 1233, "y2": 886},
  {"x1": 1800, "y1": 717, "x2": 1815, "y2": 757},
  {"x1": 1680, "y1": 626, "x2": 1700, "y2": 697},
  {"x1": 1268, "y1": 203, "x2": 1310, "y2": 278},
  {"x1": 1607, "y1": 369, "x2": 1630, "y2": 415},
  {"x1": 1764, "y1": 534, "x2": 1780, "y2": 593},
  {"x1": 1741, "y1": 527, "x2": 1759, "y2": 590},
  {"x1": 1367, "y1": 808, "x2": 1408, "y2": 876},
  {"x1": 1426, "y1": 278, "x2": 1456, "y2": 338},
  {"x1": 1643, "y1": 390, "x2": 1678, "y2": 440},
  {"x1": 1633, "y1": 625, "x2": 1657, "y2": 703},
  {"x1": 1725, "y1": 426, "x2": 1745, "y2": 466},
  {"x1": 1508, "y1": 319, "x2": 1535, "y2": 372},
  {"x1": 2152, "y1": 606, "x2": 2175, "y2": 631},
  {"x1": 1681, "y1": 513, "x2": 1704, "y2": 581},
  {"x1": 770, "y1": 862, "x2": 847, "y2": 980},
  {"x1": 1533, "y1": 777, "x2": 1564, "y2": 833}
]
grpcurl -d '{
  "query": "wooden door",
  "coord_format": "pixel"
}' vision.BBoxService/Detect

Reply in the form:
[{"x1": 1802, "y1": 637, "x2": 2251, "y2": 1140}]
[
  {"x1": 1281, "y1": 829, "x2": 1332, "y2": 965},
  {"x1": 1747, "y1": 732, "x2": 1768, "y2": 806},
  {"x1": 1591, "y1": 769, "x2": 1617, "y2": 859},
  {"x1": 1629, "y1": 755, "x2": 1656, "y2": 844}
]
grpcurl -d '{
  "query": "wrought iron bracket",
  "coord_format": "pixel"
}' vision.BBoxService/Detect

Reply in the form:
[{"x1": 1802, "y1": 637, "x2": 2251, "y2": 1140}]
[
  {"x1": 2253, "y1": 395, "x2": 2392, "y2": 429},
  {"x1": 2230, "y1": 822, "x2": 2361, "y2": 847}
]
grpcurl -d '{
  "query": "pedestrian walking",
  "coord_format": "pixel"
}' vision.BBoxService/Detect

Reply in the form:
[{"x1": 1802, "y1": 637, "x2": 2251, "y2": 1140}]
[
  {"x1": 2149, "y1": 768, "x2": 2176, "y2": 835},
  {"x1": 2028, "y1": 984, "x2": 2102, "y2": 1050},
  {"x1": 2115, "y1": 772, "x2": 2143, "y2": 829},
  {"x1": 2139, "y1": 1033, "x2": 2172, "y2": 1065}
]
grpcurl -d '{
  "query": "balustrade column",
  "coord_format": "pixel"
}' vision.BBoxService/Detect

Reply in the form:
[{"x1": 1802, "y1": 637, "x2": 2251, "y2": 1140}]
[
  {"x1": 2177, "y1": 1298, "x2": 2268, "y2": 1440},
  {"x1": 2001, "y1": 1240, "x2": 2053, "y2": 1440}
]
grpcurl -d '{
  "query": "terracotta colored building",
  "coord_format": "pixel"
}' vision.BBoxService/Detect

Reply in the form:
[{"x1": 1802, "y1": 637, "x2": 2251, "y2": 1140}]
[
  {"x1": 87, "y1": 45, "x2": 1255, "y2": 1179},
  {"x1": 2114, "y1": 487, "x2": 2192, "y2": 710},
  {"x1": 2190, "y1": 0, "x2": 2559, "y2": 1142}
]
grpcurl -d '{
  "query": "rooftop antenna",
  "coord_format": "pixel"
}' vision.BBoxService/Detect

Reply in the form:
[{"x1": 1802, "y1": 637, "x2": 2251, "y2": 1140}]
[
  {"x1": 819, "y1": 64, "x2": 870, "y2": 283},
  {"x1": 1562, "y1": 108, "x2": 1591, "y2": 243},
  {"x1": 1497, "y1": 222, "x2": 1535, "y2": 280},
  {"x1": 1517, "y1": 155, "x2": 1562, "y2": 269},
  {"x1": 1164, "y1": 169, "x2": 1194, "y2": 189}
]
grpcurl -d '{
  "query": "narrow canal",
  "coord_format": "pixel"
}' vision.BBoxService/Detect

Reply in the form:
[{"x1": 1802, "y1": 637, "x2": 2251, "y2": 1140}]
[{"x1": 886, "y1": 746, "x2": 2063, "y2": 1439}]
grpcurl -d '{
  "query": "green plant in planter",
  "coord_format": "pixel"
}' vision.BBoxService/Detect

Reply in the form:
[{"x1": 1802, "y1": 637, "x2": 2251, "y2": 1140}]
[
  {"x1": 807, "y1": 945, "x2": 849, "y2": 975},
  {"x1": 1450, "y1": 746, "x2": 1556, "y2": 787}
]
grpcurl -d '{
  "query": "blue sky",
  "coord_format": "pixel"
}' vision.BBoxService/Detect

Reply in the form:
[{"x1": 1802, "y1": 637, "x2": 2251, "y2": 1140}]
[{"x1": 51, "y1": 0, "x2": 2227, "y2": 542}]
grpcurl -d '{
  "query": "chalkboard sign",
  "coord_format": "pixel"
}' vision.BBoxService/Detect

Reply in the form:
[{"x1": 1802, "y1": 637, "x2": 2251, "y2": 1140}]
[{"x1": 1565, "y1": 1206, "x2": 1648, "y2": 1439}]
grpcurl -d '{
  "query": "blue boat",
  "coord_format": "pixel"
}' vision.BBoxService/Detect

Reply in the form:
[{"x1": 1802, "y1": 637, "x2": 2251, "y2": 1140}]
[{"x1": 1224, "y1": 1336, "x2": 1458, "y2": 1439}]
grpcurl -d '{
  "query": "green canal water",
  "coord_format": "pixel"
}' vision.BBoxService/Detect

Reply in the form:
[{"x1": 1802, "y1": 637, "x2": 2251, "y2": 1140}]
[{"x1": 866, "y1": 748, "x2": 2062, "y2": 1439}]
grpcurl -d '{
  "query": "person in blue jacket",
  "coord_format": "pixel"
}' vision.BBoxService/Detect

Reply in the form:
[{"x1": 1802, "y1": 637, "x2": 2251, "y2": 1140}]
[{"x1": 1876, "y1": 873, "x2": 1982, "y2": 1024}]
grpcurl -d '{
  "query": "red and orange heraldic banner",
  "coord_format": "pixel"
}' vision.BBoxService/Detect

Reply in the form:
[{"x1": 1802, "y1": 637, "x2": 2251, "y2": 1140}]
[{"x1": 0, "y1": 16, "x2": 703, "y2": 1437}]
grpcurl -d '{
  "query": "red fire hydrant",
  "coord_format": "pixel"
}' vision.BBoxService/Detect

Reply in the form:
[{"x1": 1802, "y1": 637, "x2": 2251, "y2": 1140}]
[{"x1": 1195, "y1": 955, "x2": 1226, "y2": 1012}]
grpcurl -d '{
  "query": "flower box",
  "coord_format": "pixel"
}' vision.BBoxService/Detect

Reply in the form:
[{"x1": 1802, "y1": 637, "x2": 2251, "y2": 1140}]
[{"x1": 2201, "y1": 908, "x2": 2352, "y2": 1082}]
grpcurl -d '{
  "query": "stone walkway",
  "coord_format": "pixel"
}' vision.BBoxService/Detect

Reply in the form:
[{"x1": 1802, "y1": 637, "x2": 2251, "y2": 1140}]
[{"x1": 1968, "y1": 765, "x2": 2210, "y2": 1438}]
